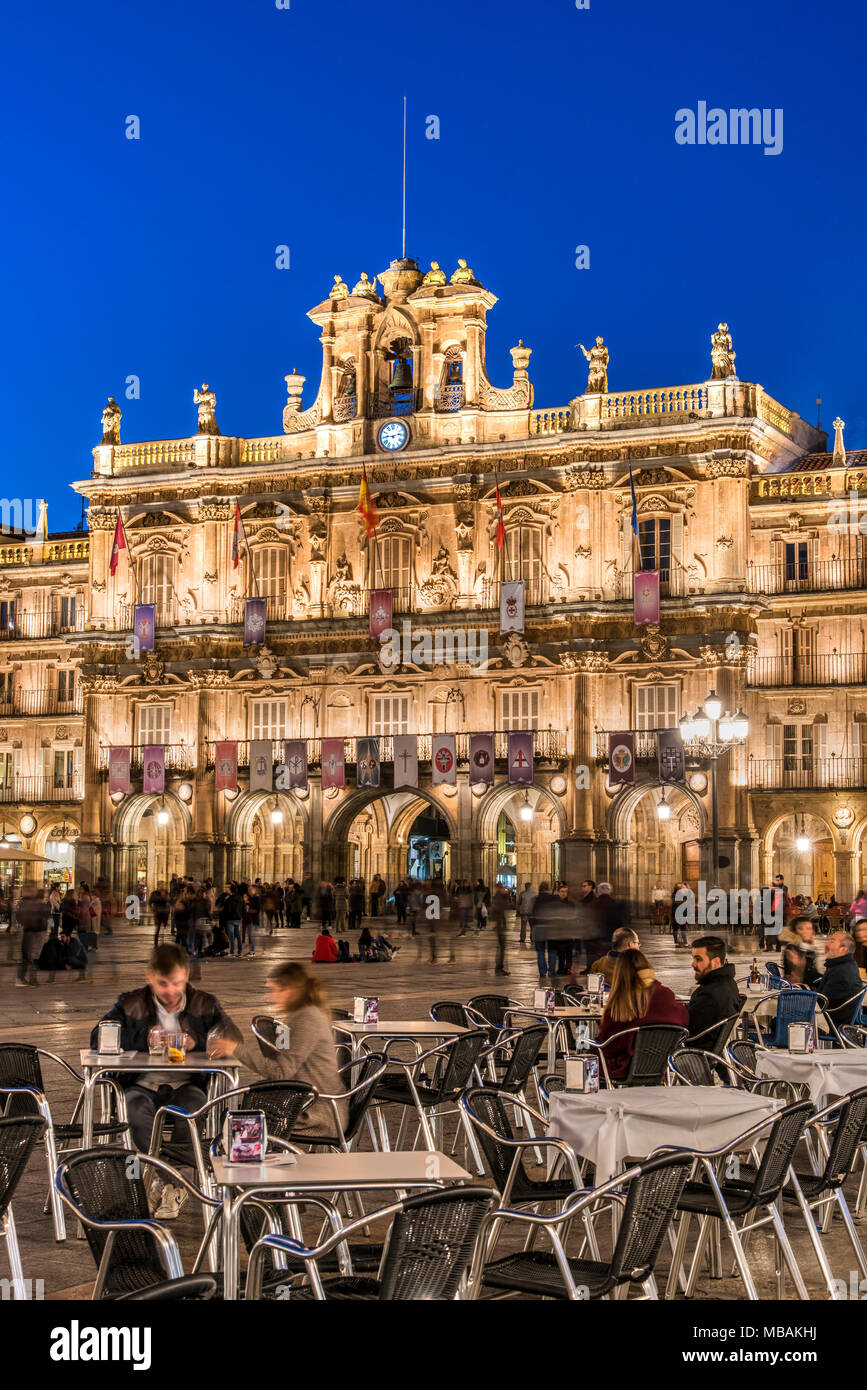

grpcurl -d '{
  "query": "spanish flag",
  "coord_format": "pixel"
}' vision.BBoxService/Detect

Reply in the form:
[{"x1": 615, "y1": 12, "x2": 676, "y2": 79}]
[
  {"x1": 109, "y1": 512, "x2": 126, "y2": 576},
  {"x1": 495, "y1": 482, "x2": 505, "y2": 549},
  {"x1": 357, "y1": 464, "x2": 379, "y2": 537}
]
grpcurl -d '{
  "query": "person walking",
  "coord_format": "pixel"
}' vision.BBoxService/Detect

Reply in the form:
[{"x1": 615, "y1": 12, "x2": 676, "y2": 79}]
[
  {"x1": 15, "y1": 886, "x2": 49, "y2": 987},
  {"x1": 150, "y1": 883, "x2": 170, "y2": 947},
  {"x1": 517, "y1": 882, "x2": 535, "y2": 945},
  {"x1": 348, "y1": 878, "x2": 365, "y2": 931},
  {"x1": 333, "y1": 877, "x2": 348, "y2": 934},
  {"x1": 490, "y1": 883, "x2": 511, "y2": 977}
]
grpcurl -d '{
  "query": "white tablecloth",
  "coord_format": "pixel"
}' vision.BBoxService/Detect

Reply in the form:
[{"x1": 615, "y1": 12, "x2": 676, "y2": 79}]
[
  {"x1": 755, "y1": 1050, "x2": 867, "y2": 1105},
  {"x1": 547, "y1": 1086, "x2": 783, "y2": 1182}
]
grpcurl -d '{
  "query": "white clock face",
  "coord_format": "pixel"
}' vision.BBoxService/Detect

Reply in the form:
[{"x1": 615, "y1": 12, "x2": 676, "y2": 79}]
[{"x1": 378, "y1": 419, "x2": 409, "y2": 452}]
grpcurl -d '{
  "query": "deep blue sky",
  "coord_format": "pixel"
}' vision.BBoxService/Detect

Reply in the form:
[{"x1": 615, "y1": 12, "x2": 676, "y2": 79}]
[{"x1": 2, "y1": 0, "x2": 865, "y2": 529}]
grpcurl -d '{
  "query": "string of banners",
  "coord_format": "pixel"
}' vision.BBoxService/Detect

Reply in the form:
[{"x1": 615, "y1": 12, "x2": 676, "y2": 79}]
[
  {"x1": 107, "y1": 733, "x2": 536, "y2": 796},
  {"x1": 607, "y1": 728, "x2": 685, "y2": 787}
]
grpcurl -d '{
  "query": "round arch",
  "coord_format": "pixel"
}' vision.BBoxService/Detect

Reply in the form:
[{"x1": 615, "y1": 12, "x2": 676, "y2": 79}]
[
  {"x1": 34, "y1": 815, "x2": 81, "y2": 887},
  {"x1": 324, "y1": 786, "x2": 458, "y2": 846},
  {"x1": 111, "y1": 791, "x2": 192, "y2": 897},
  {"x1": 473, "y1": 781, "x2": 567, "y2": 842},
  {"x1": 606, "y1": 779, "x2": 708, "y2": 843},
  {"x1": 225, "y1": 789, "x2": 307, "y2": 884}
]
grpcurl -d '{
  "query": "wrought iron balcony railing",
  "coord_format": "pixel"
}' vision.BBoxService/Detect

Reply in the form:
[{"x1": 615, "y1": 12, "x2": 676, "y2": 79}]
[
  {"x1": 96, "y1": 743, "x2": 195, "y2": 774},
  {"x1": 203, "y1": 729, "x2": 568, "y2": 771},
  {"x1": 0, "y1": 611, "x2": 87, "y2": 641},
  {"x1": 748, "y1": 557, "x2": 867, "y2": 596},
  {"x1": 748, "y1": 758, "x2": 863, "y2": 790},
  {"x1": 0, "y1": 776, "x2": 84, "y2": 803},
  {"x1": 748, "y1": 653, "x2": 867, "y2": 687}
]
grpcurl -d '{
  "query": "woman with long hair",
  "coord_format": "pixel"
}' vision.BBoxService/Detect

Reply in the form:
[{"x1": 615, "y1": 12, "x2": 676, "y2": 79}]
[
  {"x1": 209, "y1": 961, "x2": 345, "y2": 1135},
  {"x1": 595, "y1": 949, "x2": 688, "y2": 1082}
]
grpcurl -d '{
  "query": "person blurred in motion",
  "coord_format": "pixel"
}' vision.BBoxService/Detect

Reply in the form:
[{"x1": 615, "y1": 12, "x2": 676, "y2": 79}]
[
  {"x1": 14, "y1": 885, "x2": 49, "y2": 987},
  {"x1": 531, "y1": 882, "x2": 560, "y2": 980},
  {"x1": 333, "y1": 877, "x2": 348, "y2": 934},
  {"x1": 150, "y1": 882, "x2": 170, "y2": 947},
  {"x1": 490, "y1": 882, "x2": 511, "y2": 976},
  {"x1": 516, "y1": 882, "x2": 535, "y2": 945},
  {"x1": 596, "y1": 949, "x2": 688, "y2": 1082},
  {"x1": 590, "y1": 927, "x2": 640, "y2": 986}
]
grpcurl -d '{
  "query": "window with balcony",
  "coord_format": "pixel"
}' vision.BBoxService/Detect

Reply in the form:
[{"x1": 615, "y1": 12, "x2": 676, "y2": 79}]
[
  {"x1": 500, "y1": 689, "x2": 540, "y2": 730},
  {"x1": 250, "y1": 700, "x2": 286, "y2": 741},
  {"x1": 377, "y1": 535, "x2": 413, "y2": 611},
  {"x1": 137, "y1": 704, "x2": 172, "y2": 746},
  {"x1": 252, "y1": 547, "x2": 289, "y2": 620},
  {"x1": 505, "y1": 526, "x2": 543, "y2": 606},
  {"x1": 56, "y1": 595, "x2": 77, "y2": 631},
  {"x1": 0, "y1": 600, "x2": 15, "y2": 634},
  {"x1": 634, "y1": 683, "x2": 678, "y2": 731},
  {"x1": 784, "y1": 541, "x2": 809, "y2": 582},
  {"x1": 56, "y1": 669, "x2": 76, "y2": 706},
  {"x1": 371, "y1": 696, "x2": 410, "y2": 736},
  {"x1": 781, "y1": 625, "x2": 815, "y2": 682},
  {"x1": 0, "y1": 750, "x2": 13, "y2": 790},
  {"x1": 0, "y1": 671, "x2": 13, "y2": 709},
  {"x1": 638, "y1": 518, "x2": 671, "y2": 582},
  {"x1": 139, "y1": 553, "x2": 176, "y2": 625},
  {"x1": 52, "y1": 749, "x2": 76, "y2": 790}
]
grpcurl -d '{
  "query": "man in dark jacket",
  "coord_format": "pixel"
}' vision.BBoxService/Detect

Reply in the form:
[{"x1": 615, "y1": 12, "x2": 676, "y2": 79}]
[
  {"x1": 815, "y1": 932, "x2": 864, "y2": 1031},
  {"x1": 687, "y1": 935, "x2": 742, "y2": 1044},
  {"x1": 90, "y1": 942, "x2": 241, "y2": 1161}
]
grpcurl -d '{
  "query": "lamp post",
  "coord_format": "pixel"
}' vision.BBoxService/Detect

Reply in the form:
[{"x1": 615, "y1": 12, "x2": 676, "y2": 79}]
[{"x1": 680, "y1": 692, "x2": 749, "y2": 890}]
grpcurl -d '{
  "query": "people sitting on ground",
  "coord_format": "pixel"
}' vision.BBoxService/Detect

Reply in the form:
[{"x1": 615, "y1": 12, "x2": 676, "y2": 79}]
[
  {"x1": 815, "y1": 931, "x2": 864, "y2": 1032},
  {"x1": 209, "y1": 962, "x2": 346, "y2": 1137},
  {"x1": 686, "y1": 934, "x2": 742, "y2": 1043},
  {"x1": 38, "y1": 926, "x2": 90, "y2": 982},
  {"x1": 357, "y1": 926, "x2": 398, "y2": 961},
  {"x1": 590, "y1": 927, "x2": 640, "y2": 986},
  {"x1": 595, "y1": 950, "x2": 688, "y2": 1082},
  {"x1": 312, "y1": 925, "x2": 339, "y2": 963},
  {"x1": 90, "y1": 943, "x2": 241, "y2": 1217}
]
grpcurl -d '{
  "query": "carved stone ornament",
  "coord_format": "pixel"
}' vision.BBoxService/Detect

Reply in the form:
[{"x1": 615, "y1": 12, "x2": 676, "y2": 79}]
[
  {"x1": 140, "y1": 654, "x2": 165, "y2": 684},
  {"x1": 502, "y1": 633, "x2": 531, "y2": 668},
  {"x1": 253, "y1": 646, "x2": 279, "y2": 680},
  {"x1": 635, "y1": 469, "x2": 669, "y2": 485},
  {"x1": 55, "y1": 726, "x2": 69, "y2": 741},
  {"x1": 639, "y1": 625, "x2": 669, "y2": 661},
  {"x1": 574, "y1": 545, "x2": 591, "y2": 560},
  {"x1": 562, "y1": 466, "x2": 606, "y2": 491},
  {"x1": 78, "y1": 675, "x2": 119, "y2": 694},
  {"x1": 705, "y1": 457, "x2": 747, "y2": 478},
  {"x1": 188, "y1": 669, "x2": 231, "y2": 688},
  {"x1": 834, "y1": 806, "x2": 855, "y2": 829},
  {"x1": 716, "y1": 535, "x2": 734, "y2": 550},
  {"x1": 787, "y1": 698, "x2": 808, "y2": 716},
  {"x1": 579, "y1": 650, "x2": 610, "y2": 672}
]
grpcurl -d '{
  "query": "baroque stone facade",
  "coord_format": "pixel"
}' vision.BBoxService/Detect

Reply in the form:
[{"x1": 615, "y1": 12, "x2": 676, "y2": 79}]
[{"x1": 3, "y1": 257, "x2": 864, "y2": 905}]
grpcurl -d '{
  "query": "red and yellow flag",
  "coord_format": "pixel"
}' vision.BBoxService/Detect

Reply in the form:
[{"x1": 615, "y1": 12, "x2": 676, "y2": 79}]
[
  {"x1": 357, "y1": 464, "x2": 379, "y2": 537},
  {"x1": 495, "y1": 482, "x2": 505, "y2": 549},
  {"x1": 109, "y1": 512, "x2": 126, "y2": 576}
]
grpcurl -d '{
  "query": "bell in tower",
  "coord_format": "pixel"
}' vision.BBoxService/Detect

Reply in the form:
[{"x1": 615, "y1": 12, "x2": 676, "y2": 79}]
[{"x1": 385, "y1": 338, "x2": 413, "y2": 393}]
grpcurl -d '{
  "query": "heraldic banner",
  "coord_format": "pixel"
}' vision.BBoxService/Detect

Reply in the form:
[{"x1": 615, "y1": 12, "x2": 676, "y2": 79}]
[
  {"x1": 357, "y1": 737, "x2": 381, "y2": 788},
  {"x1": 657, "y1": 728, "x2": 686, "y2": 784},
  {"x1": 431, "y1": 733, "x2": 457, "y2": 786},
  {"x1": 369, "y1": 589, "x2": 393, "y2": 641},
  {"x1": 469, "y1": 733, "x2": 495, "y2": 786},
  {"x1": 393, "y1": 734, "x2": 418, "y2": 788},
  {"x1": 214, "y1": 741, "x2": 238, "y2": 793},
  {"x1": 633, "y1": 570, "x2": 660, "y2": 626},
  {"x1": 133, "y1": 604, "x2": 155, "y2": 653},
  {"x1": 507, "y1": 731, "x2": 533, "y2": 784},
  {"x1": 500, "y1": 579, "x2": 525, "y2": 634},
  {"x1": 284, "y1": 740, "x2": 308, "y2": 790},
  {"x1": 321, "y1": 738, "x2": 345, "y2": 789},
  {"x1": 108, "y1": 746, "x2": 130, "y2": 796},
  {"x1": 244, "y1": 597, "x2": 267, "y2": 647},
  {"x1": 142, "y1": 745, "x2": 165, "y2": 795},
  {"x1": 608, "y1": 732, "x2": 636, "y2": 786}
]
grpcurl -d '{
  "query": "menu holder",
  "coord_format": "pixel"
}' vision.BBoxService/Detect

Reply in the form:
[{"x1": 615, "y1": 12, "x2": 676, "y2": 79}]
[
  {"x1": 533, "y1": 988, "x2": 557, "y2": 1013},
  {"x1": 353, "y1": 996, "x2": 379, "y2": 1024},
  {"x1": 223, "y1": 1110, "x2": 267, "y2": 1163},
  {"x1": 564, "y1": 1056, "x2": 600, "y2": 1093},
  {"x1": 788, "y1": 1023, "x2": 815, "y2": 1054},
  {"x1": 96, "y1": 1021, "x2": 123, "y2": 1055}
]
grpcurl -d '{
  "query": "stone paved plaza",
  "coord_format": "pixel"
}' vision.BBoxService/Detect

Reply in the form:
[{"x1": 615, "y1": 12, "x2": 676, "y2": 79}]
[{"x1": 0, "y1": 913, "x2": 859, "y2": 1301}]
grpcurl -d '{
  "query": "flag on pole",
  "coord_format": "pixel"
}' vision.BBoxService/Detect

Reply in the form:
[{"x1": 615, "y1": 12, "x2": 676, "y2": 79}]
[
  {"x1": 357, "y1": 464, "x2": 379, "y2": 537},
  {"x1": 232, "y1": 500, "x2": 244, "y2": 569},
  {"x1": 495, "y1": 482, "x2": 506, "y2": 549},
  {"x1": 500, "y1": 579, "x2": 525, "y2": 633},
  {"x1": 508, "y1": 732, "x2": 533, "y2": 784},
  {"x1": 109, "y1": 513, "x2": 126, "y2": 576},
  {"x1": 628, "y1": 463, "x2": 640, "y2": 538},
  {"x1": 393, "y1": 735, "x2": 418, "y2": 788},
  {"x1": 633, "y1": 570, "x2": 660, "y2": 626}
]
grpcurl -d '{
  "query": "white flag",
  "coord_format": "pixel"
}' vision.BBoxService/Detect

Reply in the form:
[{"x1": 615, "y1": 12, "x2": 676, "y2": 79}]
[
  {"x1": 249, "y1": 738, "x2": 273, "y2": 791},
  {"x1": 431, "y1": 733, "x2": 457, "y2": 786},
  {"x1": 500, "y1": 579, "x2": 525, "y2": 633},
  {"x1": 393, "y1": 735, "x2": 418, "y2": 788}
]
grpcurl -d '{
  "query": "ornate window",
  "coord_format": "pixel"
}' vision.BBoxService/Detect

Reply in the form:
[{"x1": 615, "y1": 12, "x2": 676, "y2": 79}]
[
  {"x1": 250, "y1": 699, "x2": 286, "y2": 741},
  {"x1": 500, "y1": 689, "x2": 540, "y2": 730},
  {"x1": 55, "y1": 594, "x2": 79, "y2": 632},
  {"x1": 139, "y1": 553, "x2": 176, "y2": 626},
  {"x1": 505, "y1": 526, "x2": 543, "y2": 606},
  {"x1": 436, "y1": 348, "x2": 465, "y2": 413},
  {"x1": 333, "y1": 358, "x2": 358, "y2": 423},
  {"x1": 0, "y1": 598, "x2": 16, "y2": 634},
  {"x1": 137, "y1": 704, "x2": 172, "y2": 746},
  {"x1": 634, "y1": 683, "x2": 678, "y2": 731},
  {"x1": 376, "y1": 534, "x2": 414, "y2": 612},
  {"x1": 252, "y1": 546, "x2": 289, "y2": 621},
  {"x1": 371, "y1": 695, "x2": 410, "y2": 736},
  {"x1": 56, "y1": 668, "x2": 77, "y2": 707}
]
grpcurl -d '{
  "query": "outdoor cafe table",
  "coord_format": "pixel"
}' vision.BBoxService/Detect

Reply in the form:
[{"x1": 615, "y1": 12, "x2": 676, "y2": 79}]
[
  {"x1": 211, "y1": 1149, "x2": 473, "y2": 1299},
  {"x1": 78, "y1": 1050, "x2": 241, "y2": 1148},
  {"x1": 332, "y1": 1019, "x2": 470, "y2": 1060},
  {"x1": 547, "y1": 1085, "x2": 784, "y2": 1183},
  {"x1": 755, "y1": 1048, "x2": 867, "y2": 1105},
  {"x1": 505, "y1": 1005, "x2": 604, "y2": 1073}
]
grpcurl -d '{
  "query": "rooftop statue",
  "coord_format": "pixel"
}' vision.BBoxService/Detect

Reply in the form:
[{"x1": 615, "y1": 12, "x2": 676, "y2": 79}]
[
  {"x1": 710, "y1": 322, "x2": 736, "y2": 379},
  {"x1": 193, "y1": 383, "x2": 220, "y2": 436},
  {"x1": 576, "y1": 336, "x2": 609, "y2": 394},
  {"x1": 352, "y1": 272, "x2": 379, "y2": 299},
  {"x1": 330, "y1": 274, "x2": 350, "y2": 301},
  {"x1": 422, "y1": 260, "x2": 447, "y2": 286},
  {"x1": 100, "y1": 396, "x2": 122, "y2": 445},
  {"x1": 450, "y1": 258, "x2": 477, "y2": 285}
]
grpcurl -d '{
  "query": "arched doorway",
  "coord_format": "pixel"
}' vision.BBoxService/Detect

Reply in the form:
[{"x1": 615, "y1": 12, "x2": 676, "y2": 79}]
[
  {"x1": 767, "y1": 813, "x2": 835, "y2": 900},
  {"x1": 608, "y1": 781, "x2": 707, "y2": 912},
  {"x1": 41, "y1": 820, "x2": 79, "y2": 889},
  {"x1": 495, "y1": 813, "x2": 517, "y2": 892},
  {"x1": 406, "y1": 806, "x2": 451, "y2": 883},
  {"x1": 227, "y1": 791, "x2": 306, "y2": 885},
  {"x1": 112, "y1": 793, "x2": 190, "y2": 898},
  {"x1": 322, "y1": 787, "x2": 458, "y2": 888},
  {"x1": 473, "y1": 783, "x2": 567, "y2": 889}
]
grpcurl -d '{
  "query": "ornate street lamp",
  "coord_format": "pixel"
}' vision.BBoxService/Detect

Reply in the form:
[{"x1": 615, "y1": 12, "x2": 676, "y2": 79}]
[
  {"x1": 519, "y1": 791, "x2": 534, "y2": 823},
  {"x1": 682, "y1": 691, "x2": 750, "y2": 890},
  {"x1": 656, "y1": 788, "x2": 671, "y2": 821}
]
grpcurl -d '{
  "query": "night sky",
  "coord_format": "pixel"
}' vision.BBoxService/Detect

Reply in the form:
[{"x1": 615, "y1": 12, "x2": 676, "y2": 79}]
[{"x1": 2, "y1": 0, "x2": 865, "y2": 529}]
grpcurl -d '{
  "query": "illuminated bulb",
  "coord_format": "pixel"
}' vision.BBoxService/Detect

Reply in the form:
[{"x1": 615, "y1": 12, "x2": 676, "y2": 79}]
[
  {"x1": 157, "y1": 809, "x2": 169, "y2": 826},
  {"x1": 519, "y1": 793, "x2": 534, "y2": 823},
  {"x1": 796, "y1": 834, "x2": 810, "y2": 854},
  {"x1": 657, "y1": 795, "x2": 671, "y2": 822},
  {"x1": 704, "y1": 691, "x2": 723, "y2": 722},
  {"x1": 271, "y1": 806, "x2": 284, "y2": 825}
]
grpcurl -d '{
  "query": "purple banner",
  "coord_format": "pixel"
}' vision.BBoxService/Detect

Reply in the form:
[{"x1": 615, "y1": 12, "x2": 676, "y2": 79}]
[
  {"x1": 658, "y1": 728, "x2": 686, "y2": 783},
  {"x1": 133, "y1": 604, "x2": 155, "y2": 653},
  {"x1": 244, "y1": 597, "x2": 267, "y2": 647},
  {"x1": 507, "y1": 731, "x2": 533, "y2": 784},
  {"x1": 142, "y1": 745, "x2": 165, "y2": 794},
  {"x1": 108, "y1": 746, "x2": 130, "y2": 796},
  {"x1": 609, "y1": 732, "x2": 636, "y2": 786},
  {"x1": 633, "y1": 570, "x2": 660, "y2": 626},
  {"x1": 284, "y1": 740, "x2": 308, "y2": 790},
  {"x1": 469, "y1": 733, "x2": 495, "y2": 786}
]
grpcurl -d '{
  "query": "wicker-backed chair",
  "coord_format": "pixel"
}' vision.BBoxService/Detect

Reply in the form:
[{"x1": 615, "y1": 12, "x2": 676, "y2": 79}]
[
  {"x1": 0, "y1": 1116, "x2": 47, "y2": 1298},
  {"x1": 468, "y1": 1153, "x2": 694, "y2": 1300},
  {"x1": 461, "y1": 1087, "x2": 583, "y2": 1206},
  {"x1": 589, "y1": 1025, "x2": 687, "y2": 1088},
  {"x1": 668, "y1": 1047, "x2": 733, "y2": 1088},
  {"x1": 465, "y1": 995, "x2": 521, "y2": 1044},
  {"x1": 290, "y1": 1054, "x2": 386, "y2": 1151},
  {"x1": 373, "y1": 1029, "x2": 488, "y2": 1163},
  {"x1": 687, "y1": 1009, "x2": 744, "y2": 1056},
  {"x1": 429, "y1": 1001, "x2": 474, "y2": 1029},
  {"x1": 726, "y1": 1038, "x2": 759, "y2": 1076},
  {"x1": 0, "y1": 1043, "x2": 130, "y2": 1241},
  {"x1": 245, "y1": 1186, "x2": 495, "y2": 1300},
  {"x1": 116, "y1": 1275, "x2": 218, "y2": 1301}
]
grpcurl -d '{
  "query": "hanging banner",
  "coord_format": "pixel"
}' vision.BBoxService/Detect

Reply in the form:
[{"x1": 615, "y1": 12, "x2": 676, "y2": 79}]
[
  {"x1": 284, "y1": 740, "x2": 308, "y2": 790},
  {"x1": 633, "y1": 570, "x2": 660, "y2": 627},
  {"x1": 393, "y1": 734, "x2": 418, "y2": 788},
  {"x1": 431, "y1": 733, "x2": 457, "y2": 786},
  {"x1": 321, "y1": 738, "x2": 346, "y2": 789},
  {"x1": 658, "y1": 728, "x2": 686, "y2": 784},
  {"x1": 214, "y1": 741, "x2": 238, "y2": 793},
  {"x1": 244, "y1": 597, "x2": 267, "y2": 647},
  {"x1": 369, "y1": 588, "x2": 393, "y2": 641},
  {"x1": 250, "y1": 738, "x2": 273, "y2": 791},
  {"x1": 508, "y1": 731, "x2": 534, "y2": 784},
  {"x1": 357, "y1": 737, "x2": 380, "y2": 787},
  {"x1": 469, "y1": 733, "x2": 495, "y2": 786},
  {"x1": 608, "y1": 732, "x2": 636, "y2": 787},
  {"x1": 108, "y1": 746, "x2": 130, "y2": 796},
  {"x1": 133, "y1": 604, "x2": 155, "y2": 653},
  {"x1": 142, "y1": 745, "x2": 165, "y2": 795},
  {"x1": 500, "y1": 579, "x2": 525, "y2": 634}
]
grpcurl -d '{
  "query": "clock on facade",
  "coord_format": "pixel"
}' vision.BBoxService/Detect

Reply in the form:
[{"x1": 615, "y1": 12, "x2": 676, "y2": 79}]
[{"x1": 377, "y1": 419, "x2": 410, "y2": 452}]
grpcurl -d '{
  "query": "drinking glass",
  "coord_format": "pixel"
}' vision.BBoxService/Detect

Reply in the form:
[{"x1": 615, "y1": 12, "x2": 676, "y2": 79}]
[{"x1": 147, "y1": 1027, "x2": 166, "y2": 1057}]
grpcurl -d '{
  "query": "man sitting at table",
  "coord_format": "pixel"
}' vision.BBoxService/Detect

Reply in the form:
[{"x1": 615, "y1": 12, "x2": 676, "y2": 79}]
[
  {"x1": 687, "y1": 935, "x2": 742, "y2": 1045},
  {"x1": 90, "y1": 942, "x2": 241, "y2": 1216},
  {"x1": 590, "y1": 927, "x2": 640, "y2": 986},
  {"x1": 814, "y1": 932, "x2": 863, "y2": 1032}
]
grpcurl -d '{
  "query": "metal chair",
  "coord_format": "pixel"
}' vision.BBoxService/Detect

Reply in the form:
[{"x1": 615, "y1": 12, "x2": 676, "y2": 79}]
[
  {"x1": 818, "y1": 989, "x2": 867, "y2": 1046},
  {"x1": 429, "y1": 1001, "x2": 474, "y2": 1028},
  {"x1": 480, "y1": 1024, "x2": 547, "y2": 1104},
  {"x1": 373, "y1": 1029, "x2": 489, "y2": 1167},
  {"x1": 116, "y1": 1275, "x2": 218, "y2": 1301},
  {"x1": 751, "y1": 990, "x2": 818, "y2": 1048},
  {"x1": 461, "y1": 1087, "x2": 584, "y2": 1206},
  {"x1": 687, "y1": 1011, "x2": 743, "y2": 1056},
  {"x1": 662, "y1": 1099, "x2": 815, "y2": 1300},
  {"x1": 0, "y1": 1043, "x2": 130, "y2": 1241},
  {"x1": 0, "y1": 1116, "x2": 47, "y2": 1298},
  {"x1": 467, "y1": 1153, "x2": 694, "y2": 1300},
  {"x1": 465, "y1": 995, "x2": 522, "y2": 1043},
  {"x1": 245, "y1": 1186, "x2": 495, "y2": 1300},
  {"x1": 726, "y1": 1038, "x2": 759, "y2": 1075},
  {"x1": 668, "y1": 1048, "x2": 734, "y2": 1088},
  {"x1": 290, "y1": 1054, "x2": 386, "y2": 1152},
  {"x1": 589, "y1": 1024, "x2": 688, "y2": 1087}
]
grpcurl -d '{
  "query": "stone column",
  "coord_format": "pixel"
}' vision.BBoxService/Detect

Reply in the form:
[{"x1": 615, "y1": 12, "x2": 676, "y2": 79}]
[
  {"x1": 356, "y1": 330, "x2": 370, "y2": 417},
  {"x1": 464, "y1": 319, "x2": 483, "y2": 408},
  {"x1": 319, "y1": 335, "x2": 335, "y2": 422},
  {"x1": 420, "y1": 323, "x2": 436, "y2": 412},
  {"x1": 834, "y1": 848, "x2": 856, "y2": 902}
]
